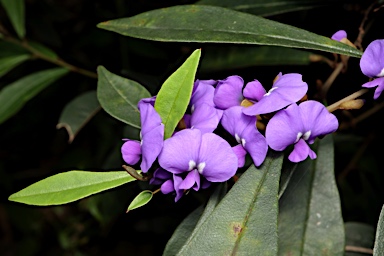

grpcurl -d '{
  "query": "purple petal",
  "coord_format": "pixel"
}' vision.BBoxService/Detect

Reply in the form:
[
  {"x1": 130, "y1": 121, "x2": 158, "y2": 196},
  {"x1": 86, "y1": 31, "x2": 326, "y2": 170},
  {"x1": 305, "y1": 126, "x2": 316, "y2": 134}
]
[
  {"x1": 331, "y1": 30, "x2": 347, "y2": 41},
  {"x1": 241, "y1": 124, "x2": 268, "y2": 167},
  {"x1": 360, "y1": 39, "x2": 384, "y2": 78},
  {"x1": 179, "y1": 169, "x2": 201, "y2": 191},
  {"x1": 190, "y1": 103, "x2": 221, "y2": 134},
  {"x1": 138, "y1": 101, "x2": 163, "y2": 136},
  {"x1": 232, "y1": 144, "x2": 247, "y2": 168},
  {"x1": 298, "y1": 100, "x2": 338, "y2": 143},
  {"x1": 161, "y1": 180, "x2": 175, "y2": 194},
  {"x1": 362, "y1": 77, "x2": 384, "y2": 99},
  {"x1": 138, "y1": 96, "x2": 156, "y2": 107},
  {"x1": 140, "y1": 123, "x2": 164, "y2": 173},
  {"x1": 197, "y1": 133, "x2": 238, "y2": 182},
  {"x1": 243, "y1": 80, "x2": 266, "y2": 101},
  {"x1": 150, "y1": 168, "x2": 172, "y2": 185},
  {"x1": 288, "y1": 139, "x2": 316, "y2": 163},
  {"x1": 213, "y1": 75, "x2": 244, "y2": 110},
  {"x1": 121, "y1": 140, "x2": 141, "y2": 165},
  {"x1": 243, "y1": 73, "x2": 307, "y2": 116},
  {"x1": 201, "y1": 178, "x2": 211, "y2": 189},
  {"x1": 221, "y1": 106, "x2": 255, "y2": 139},
  {"x1": 191, "y1": 79, "x2": 217, "y2": 110},
  {"x1": 158, "y1": 129, "x2": 202, "y2": 174},
  {"x1": 266, "y1": 103, "x2": 304, "y2": 151},
  {"x1": 173, "y1": 174, "x2": 184, "y2": 202}
]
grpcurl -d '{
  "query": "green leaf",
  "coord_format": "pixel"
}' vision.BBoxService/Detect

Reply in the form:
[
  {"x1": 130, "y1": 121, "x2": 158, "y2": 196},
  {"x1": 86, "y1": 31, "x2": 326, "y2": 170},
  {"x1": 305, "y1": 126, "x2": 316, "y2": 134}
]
[
  {"x1": 0, "y1": 41, "x2": 29, "y2": 58},
  {"x1": 0, "y1": 67, "x2": 69, "y2": 125},
  {"x1": 127, "y1": 190, "x2": 153, "y2": 212},
  {"x1": 8, "y1": 171, "x2": 136, "y2": 206},
  {"x1": 28, "y1": 41, "x2": 58, "y2": 60},
  {"x1": 163, "y1": 183, "x2": 227, "y2": 256},
  {"x1": 174, "y1": 153, "x2": 283, "y2": 255},
  {"x1": 196, "y1": 0, "x2": 340, "y2": 17},
  {"x1": 97, "y1": 5, "x2": 362, "y2": 58},
  {"x1": 374, "y1": 205, "x2": 384, "y2": 255},
  {"x1": 97, "y1": 66, "x2": 151, "y2": 128},
  {"x1": 278, "y1": 135, "x2": 345, "y2": 255},
  {"x1": 154, "y1": 49, "x2": 201, "y2": 139},
  {"x1": 200, "y1": 46, "x2": 316, "y2": 72},
  {"x1": 0, "y1": 54, "x2": 30, "y2": 77},
  {"x1": 278, "y1": 160, "x2": 297, "y2": 199},
  {"x1": 1, "y1": 0, "x2": 25, "y2": 38},
  {"x1": 56, "y1": 91, "x2": 101, "y2": 143}
]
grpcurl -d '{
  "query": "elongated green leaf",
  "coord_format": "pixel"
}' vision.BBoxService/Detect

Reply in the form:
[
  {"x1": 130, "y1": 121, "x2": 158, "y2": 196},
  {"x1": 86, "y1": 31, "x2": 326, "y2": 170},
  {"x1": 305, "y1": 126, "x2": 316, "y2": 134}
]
[
  {"x1": 155, "y1": 49, "x2": 201, "y2": 139},
  {"x1": 8, "y1": 171, "x2": 136, "y2": 206},
  {"x1": 374, "y1": 205, "x2": 384, "y2": 255},
  {"x1": 163, "y1": 183, "x2": 227, "y2": 256},
  {"x1": 1, "y1": 0, "x2": 25, "y2": 38},
  {"x1": 0, "y1": 67, "x2": 69, "y2": 125},
  {"x1": 97, "y1": 5, "x2": 362, "y2": 58},
  {"x1": 175, "y1": 153, "x2": 283, "y2": 255},
  {"x1": 200, "y1": 46, "x2": 317, "y2": 72},
  {"x1": 28, "y1": 41, "x2": 58, "y2": 60},
  {"x1": 57, "y1": 91, "x2": 101, "y2": 143},
  {"x1": 0, "y1": 41, "x2": 28, "y2": 58},
  {"x1": 278, "y1": 135, "x2": 344, "y2": 255},
  {"x1": 97, "y1": 66, "x2": 151, "y2": 128},
  {"x1": 127, "y1": 190, "x2": 153, "y2": 212},
  {"x1": 0, "y1": 54, "x2": 30, "y2": 77},
  {"x1": 196, "y1": 0, "x2": 340, "y2": 17}
]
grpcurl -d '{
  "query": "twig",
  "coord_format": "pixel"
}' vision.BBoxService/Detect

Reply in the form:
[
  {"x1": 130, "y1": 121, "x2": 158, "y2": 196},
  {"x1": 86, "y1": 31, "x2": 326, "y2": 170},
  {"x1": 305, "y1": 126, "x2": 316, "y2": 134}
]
[
  {"x1": 122, "y1": 165, "x2": 151, "y2": 181},
  {"x1": 327, "y1": 89, "x2": 369, "y2": 112},
  {"x1": 345, "y1": 245, "x2": 373, "y2": 255}
]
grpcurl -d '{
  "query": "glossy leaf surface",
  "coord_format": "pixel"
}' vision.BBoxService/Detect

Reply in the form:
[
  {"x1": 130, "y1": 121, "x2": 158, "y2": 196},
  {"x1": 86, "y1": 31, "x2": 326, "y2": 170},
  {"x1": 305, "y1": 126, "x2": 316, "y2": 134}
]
[
  {"x1": 97, "y1": 5, "x2": 362, "y2": 58},
  {"x1": 174, "y1": 153, "x2": 283, "y2": 255},
  {"x1": 278, "y1": 135, "x2": 344, "y2": 255},
  {"x1": 127, "y1": 190, "x2": 153, "y2": 212},
  {"x1": 8, "y1": 171, "x2": 136, "y2": 206},
  {"x1": 0, "y1": 54, "x2": 30, "y2": 77},
  {"x1": 154, "y1": 49, "x2": 201, "y2": 139},
  {"x1": 0, "y1": 67, "x2": 68, "y2": 125},
  {"x1": 57, "y1": 90, "x2": 101, "y2": 143},
  {"x1": 196, "y1": 0, "x2": 340, "y2": 17},
  {"x1": 97, "y1": 66, "x2": 151, "y2": 128},
  {"x1": 1, "y1": 0, "x2": 25, "y2": 38}
]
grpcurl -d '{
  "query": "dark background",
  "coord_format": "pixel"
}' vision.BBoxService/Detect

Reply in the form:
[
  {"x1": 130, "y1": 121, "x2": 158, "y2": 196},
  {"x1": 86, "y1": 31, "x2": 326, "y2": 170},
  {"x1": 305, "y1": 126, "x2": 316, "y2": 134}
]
[{"x1": 0, "y1": 0, "x2": 383, "y2": 255}]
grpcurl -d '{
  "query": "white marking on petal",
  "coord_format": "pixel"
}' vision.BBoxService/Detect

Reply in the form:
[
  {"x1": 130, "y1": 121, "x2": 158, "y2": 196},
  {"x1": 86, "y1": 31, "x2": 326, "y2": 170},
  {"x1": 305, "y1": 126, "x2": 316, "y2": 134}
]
[
  {"x1": 235, "y1": 134, "x2": 241, "y2": 144},
  {"x1": 188, "y1": 160, "x2": 196, "y2": 171},
  {"x1": 197, "y1": 162, "x2": 206, "y2": 174},
  {"x1": 241, "y1": 138, "x2": 246, "y2": 147},
  {"x1": 378, "y1": 67, "x2": 384, "y2": 77},
  {"x1": 295, "y1": 132, "x2": 303, "y2": 143},
  {"x1": 303, "y1": 131, "x2": 311, "y2": 141},
  {"x1": 264, "y1": 87, "x2": 278, "y2": 96}
]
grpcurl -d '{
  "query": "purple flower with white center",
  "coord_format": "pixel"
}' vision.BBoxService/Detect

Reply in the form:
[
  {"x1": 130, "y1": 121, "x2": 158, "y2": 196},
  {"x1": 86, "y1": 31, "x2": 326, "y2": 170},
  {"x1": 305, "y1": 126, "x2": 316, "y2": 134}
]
[
  {"x1": 149, "y1": 168, "x2": 184, "y2": 202},
  {"x1": 265, "y1": 100, "x2": 338, "y2": 163},
  {"x1": 360, "y1": 39, "x2": 384, "y2": 99},
  {"x1": 121, "y1": 99, "x2": 164, "y2": 173},
  {"x1": 242, "y1": 73, "x2": 308, "y2": 116},
  {"x1": 158, "y1": 129, "x2": 238, "y2": 193},
  {"x1": 191, "y1": 79, "x2": 223, "y2": 121},
  {"x1": 331, "y1": 30, "x2": 347, "y2": 41},
  {"x1": 221, "y1": 106, "x2": 268, "y2": 167}
]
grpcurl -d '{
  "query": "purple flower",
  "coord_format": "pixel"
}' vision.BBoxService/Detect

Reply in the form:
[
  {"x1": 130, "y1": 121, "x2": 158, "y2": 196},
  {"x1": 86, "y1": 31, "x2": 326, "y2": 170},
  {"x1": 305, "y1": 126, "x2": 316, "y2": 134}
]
[
  {"x1": 183, "y1": 103, "x2": 222, "y2": 134},
  {"x1": 213, "y1": 75, "x2": 244, "y2": 110},
  {"x1": 242, "y1": 73, "x2": 308, "y2": 116},
  {"x1": 220, "y1": 106, "x2": 268, "y2": 167},
  {"x1": 121, "y1": 99, "x2": 164, "y2": 172},
  {"x1": 331, "y1": 30, "x2": 347, "y2": 41},
  {"x1": 150, "y1": 168, "x2": 185, "y2": 202},
  {"x1": 265, "y1": 100, "x2": 338, "y2": 163},
  {"x1": 360, "y1": 39, "x2": 384, "y2": 99},
  {"x1": 158, "y1": 129, "x2": 238, "y2": 193}
]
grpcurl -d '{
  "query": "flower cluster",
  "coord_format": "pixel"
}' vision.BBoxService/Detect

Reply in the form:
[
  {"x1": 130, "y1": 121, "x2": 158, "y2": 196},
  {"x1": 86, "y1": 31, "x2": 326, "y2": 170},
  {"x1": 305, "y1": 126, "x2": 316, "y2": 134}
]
[{"x1": 121, "y1": 73, "x2": 339, "y2": 201}]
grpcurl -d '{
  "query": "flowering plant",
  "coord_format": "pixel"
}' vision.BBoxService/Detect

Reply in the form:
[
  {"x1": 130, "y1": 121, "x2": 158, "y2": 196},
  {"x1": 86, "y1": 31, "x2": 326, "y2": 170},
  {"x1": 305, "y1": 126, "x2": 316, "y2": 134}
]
[{"x1": 2, "y1": 1, "x2": 384, "y2": 255}]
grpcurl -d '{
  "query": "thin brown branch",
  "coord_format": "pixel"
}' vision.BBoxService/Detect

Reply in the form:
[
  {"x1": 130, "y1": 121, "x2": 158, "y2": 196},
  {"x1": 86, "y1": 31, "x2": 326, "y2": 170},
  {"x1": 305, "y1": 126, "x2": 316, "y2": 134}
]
[
  {"x1": 327, "y1": 89, "x2": 369, "y2": 112},
  {"x1": 345, "y1": 245, "x2": 373, "y2": 255}
]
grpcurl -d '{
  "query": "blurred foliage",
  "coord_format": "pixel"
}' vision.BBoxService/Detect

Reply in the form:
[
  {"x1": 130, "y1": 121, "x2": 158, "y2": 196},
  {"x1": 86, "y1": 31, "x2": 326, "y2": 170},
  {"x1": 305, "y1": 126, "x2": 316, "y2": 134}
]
[{"x1": 0, "y1": 0, "x2": 383, "y2": 255}]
